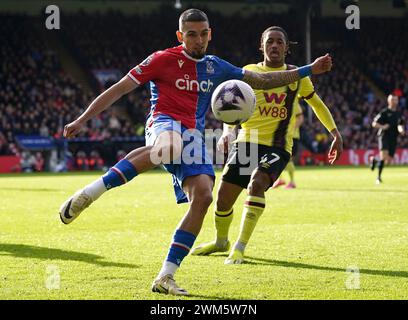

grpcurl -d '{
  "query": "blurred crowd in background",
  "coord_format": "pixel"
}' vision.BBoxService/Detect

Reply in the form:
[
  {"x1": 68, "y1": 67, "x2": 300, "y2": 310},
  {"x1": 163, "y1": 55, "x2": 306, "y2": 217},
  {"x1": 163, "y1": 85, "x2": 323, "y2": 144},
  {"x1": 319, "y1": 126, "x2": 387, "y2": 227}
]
[{"x1": 0, "y1": 6, "x2": 407, "y2": 171}]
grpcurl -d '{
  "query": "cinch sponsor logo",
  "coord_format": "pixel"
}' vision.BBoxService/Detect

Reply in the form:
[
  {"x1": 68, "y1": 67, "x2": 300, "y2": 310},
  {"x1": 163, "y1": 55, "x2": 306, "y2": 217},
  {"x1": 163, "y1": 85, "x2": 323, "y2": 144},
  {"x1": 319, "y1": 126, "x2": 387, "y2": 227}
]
[
  {"x1": 263, "y1": 92, "x2": 287, "y2": 104},
  {"x1": 175, "y1": 74, "x2": 214, "y2": 92}
]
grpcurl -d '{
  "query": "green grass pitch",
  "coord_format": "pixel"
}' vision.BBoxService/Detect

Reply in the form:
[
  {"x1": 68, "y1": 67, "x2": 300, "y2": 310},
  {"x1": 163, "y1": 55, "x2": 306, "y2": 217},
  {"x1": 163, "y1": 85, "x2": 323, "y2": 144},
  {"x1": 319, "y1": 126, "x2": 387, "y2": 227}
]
[{"x1": 0, "y1": 167, "x2": 407, "y2": 300}]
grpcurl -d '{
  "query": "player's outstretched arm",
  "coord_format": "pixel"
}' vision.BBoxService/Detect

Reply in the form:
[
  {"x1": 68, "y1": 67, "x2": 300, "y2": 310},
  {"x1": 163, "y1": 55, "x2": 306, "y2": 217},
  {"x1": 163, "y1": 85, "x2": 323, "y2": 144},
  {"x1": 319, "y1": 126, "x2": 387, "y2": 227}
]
[
  {"x1": 242, "y1": 54, "x2": 332, "y2": 90},
  {"x1": 63, "y1": 76, "x2": 138, "y2": 138},
  {"x1": 305, "y1": 92, "x2": 343, "y2": 164}
]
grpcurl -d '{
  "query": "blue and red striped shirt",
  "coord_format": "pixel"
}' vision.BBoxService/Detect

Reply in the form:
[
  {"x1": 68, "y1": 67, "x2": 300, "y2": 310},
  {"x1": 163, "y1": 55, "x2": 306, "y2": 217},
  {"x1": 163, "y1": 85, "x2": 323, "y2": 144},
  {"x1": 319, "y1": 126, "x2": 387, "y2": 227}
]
[{"x1": 127, "y1": 45, "x2": 244, "y2": 132}]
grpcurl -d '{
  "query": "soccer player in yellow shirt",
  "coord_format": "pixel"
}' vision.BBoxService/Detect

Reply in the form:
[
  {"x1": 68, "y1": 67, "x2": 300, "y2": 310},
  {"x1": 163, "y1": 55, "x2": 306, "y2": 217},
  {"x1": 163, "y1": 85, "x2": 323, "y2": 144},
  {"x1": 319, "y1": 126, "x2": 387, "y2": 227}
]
[{"x1": 191, "y1": 26, "x2": 343, "y2": 264}]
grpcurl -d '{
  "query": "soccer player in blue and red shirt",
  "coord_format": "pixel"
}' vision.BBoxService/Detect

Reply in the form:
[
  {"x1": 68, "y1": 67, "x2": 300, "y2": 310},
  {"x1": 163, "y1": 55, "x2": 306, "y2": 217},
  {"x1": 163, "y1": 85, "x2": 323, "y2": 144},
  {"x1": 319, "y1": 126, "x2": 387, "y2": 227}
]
[{"x1": 59, "y1": 9, "x2": 333, "y2": 295}]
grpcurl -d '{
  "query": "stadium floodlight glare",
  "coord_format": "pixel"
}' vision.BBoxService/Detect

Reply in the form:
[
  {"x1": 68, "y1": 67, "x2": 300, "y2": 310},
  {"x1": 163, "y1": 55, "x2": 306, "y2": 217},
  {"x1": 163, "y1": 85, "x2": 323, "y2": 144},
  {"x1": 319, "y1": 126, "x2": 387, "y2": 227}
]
[{"x1": 174, "y1": 0, "x2": 182, "y2": 9}]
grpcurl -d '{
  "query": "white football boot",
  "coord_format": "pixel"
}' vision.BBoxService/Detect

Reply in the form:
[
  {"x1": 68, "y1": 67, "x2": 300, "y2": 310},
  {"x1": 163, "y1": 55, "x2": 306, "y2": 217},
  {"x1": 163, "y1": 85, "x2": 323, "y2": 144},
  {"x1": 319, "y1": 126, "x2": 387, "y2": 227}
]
[
  {"x1": 59, "y1": 189, "x2": 93, "y2": 224},
  {"x1": 224, "y1": 249, "x2": 245, "y2": 264},
  {"x1": 151, "y1": 274, "x2": 189, "y2": 296},
  {"x1": 191, "y1": 240, "x2": 230, "y2": 256}
]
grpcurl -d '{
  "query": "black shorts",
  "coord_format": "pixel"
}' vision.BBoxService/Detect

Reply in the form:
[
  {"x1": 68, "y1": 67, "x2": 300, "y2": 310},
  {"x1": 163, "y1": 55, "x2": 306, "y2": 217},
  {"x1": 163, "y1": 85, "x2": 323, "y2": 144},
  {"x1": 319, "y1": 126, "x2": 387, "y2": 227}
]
[
  {"x1": 222, "y1": 142, "x2": 290, "y2": 189},
  {"x1": 379, "y1": 136, "x2": 397, "y2": 157},
  {"x1": 292, "y1": 138, "x2": 299, "y2": 158}
]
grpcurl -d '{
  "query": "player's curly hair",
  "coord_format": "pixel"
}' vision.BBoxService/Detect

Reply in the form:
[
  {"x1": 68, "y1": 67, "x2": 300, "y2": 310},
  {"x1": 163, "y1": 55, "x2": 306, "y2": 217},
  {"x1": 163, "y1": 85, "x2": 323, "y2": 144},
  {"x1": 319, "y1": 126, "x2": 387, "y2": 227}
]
[{"x1": 259, "y1": 26, "x2": 298, "y2": 56}]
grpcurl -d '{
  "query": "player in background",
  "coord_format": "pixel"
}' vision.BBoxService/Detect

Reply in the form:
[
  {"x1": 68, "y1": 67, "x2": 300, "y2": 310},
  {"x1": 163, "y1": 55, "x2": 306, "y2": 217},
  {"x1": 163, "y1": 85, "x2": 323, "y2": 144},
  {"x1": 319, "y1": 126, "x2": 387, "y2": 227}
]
[
  {"x1": 192, "y1": 26, "x2": 342, "y2": 264},
  {"x1": 59, "y1": 10, "x2": 332, "y2": 295},
  {"x1": 272, "y1": 103, "x2": 304, "y2": 189},
  {"x1": 370, "y1": 94, "x2": 405, "y2": 184}
]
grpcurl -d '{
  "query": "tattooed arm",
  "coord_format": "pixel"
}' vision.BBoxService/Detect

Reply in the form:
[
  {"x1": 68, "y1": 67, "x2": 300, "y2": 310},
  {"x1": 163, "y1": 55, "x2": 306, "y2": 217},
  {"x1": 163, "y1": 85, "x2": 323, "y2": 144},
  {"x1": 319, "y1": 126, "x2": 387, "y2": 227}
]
[{"x1": 242, "y1": 54, "x2": 332, "y2": 90}]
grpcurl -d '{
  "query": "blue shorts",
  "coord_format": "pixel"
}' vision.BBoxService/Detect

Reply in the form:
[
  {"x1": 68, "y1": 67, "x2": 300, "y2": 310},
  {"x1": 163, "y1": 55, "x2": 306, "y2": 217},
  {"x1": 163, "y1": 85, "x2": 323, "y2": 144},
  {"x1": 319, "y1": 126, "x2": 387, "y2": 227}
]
[{"x1": 145, "y1": 114, "x2": 215, "y2": 204}]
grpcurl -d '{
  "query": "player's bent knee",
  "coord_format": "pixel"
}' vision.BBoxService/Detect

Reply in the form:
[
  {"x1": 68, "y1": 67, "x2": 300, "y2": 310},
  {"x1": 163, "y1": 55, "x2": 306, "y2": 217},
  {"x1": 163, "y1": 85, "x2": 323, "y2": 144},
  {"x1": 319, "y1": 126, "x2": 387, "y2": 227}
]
[
  {"x1": 248, "y1": 171, "x2": 270, "y2": 195},
  {"x1": 191, "y1": 191, "x2": 213, "y2": 209},
  {"x1": 201, "y1": 192, "x2": 213, "y2": 208},
  {"x1": 248, "y1": 180, "x2": 264, "y2": 195}
]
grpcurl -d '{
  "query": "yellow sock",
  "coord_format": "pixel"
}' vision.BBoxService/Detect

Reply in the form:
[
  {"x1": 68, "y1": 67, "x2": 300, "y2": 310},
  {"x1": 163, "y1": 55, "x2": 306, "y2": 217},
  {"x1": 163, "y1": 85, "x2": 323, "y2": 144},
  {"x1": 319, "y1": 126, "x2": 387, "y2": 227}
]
[
  {"x1": 236, "y1": 196, "x2": 265, "y2": 250},
  {"x1": 286, "y1": 160, "x2": 295, "y2": 183},
  {"x1": 215, "y1": 208, "x2": 233, "y2": 247}
]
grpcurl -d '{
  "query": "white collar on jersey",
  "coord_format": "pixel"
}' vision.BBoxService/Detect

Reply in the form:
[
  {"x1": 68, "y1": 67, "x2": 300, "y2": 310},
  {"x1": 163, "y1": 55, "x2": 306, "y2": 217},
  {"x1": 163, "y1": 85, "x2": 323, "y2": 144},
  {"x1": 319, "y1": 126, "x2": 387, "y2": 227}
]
[{"x1": 181, "y1": 49, "x2": 206, "y2": 62}]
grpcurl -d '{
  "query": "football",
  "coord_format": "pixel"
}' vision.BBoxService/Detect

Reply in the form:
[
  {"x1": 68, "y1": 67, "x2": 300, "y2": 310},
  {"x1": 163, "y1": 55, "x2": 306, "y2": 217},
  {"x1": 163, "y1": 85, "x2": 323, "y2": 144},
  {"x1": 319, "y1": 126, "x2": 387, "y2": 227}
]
[{"x1": 211, "y1": 79, "x2": 256, "y2": 125}]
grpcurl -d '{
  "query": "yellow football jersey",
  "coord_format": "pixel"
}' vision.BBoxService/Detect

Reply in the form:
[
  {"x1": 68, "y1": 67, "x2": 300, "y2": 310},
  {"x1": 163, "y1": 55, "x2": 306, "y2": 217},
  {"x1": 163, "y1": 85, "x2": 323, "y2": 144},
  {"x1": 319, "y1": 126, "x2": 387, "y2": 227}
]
[{"x1": 236, "y1": 63, "x2": 314, "y2": 154}]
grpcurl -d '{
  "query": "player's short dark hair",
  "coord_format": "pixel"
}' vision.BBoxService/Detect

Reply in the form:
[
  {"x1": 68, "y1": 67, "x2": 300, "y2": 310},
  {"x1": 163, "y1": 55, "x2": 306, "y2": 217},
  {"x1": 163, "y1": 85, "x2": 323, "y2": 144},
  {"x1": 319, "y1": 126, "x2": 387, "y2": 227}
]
[
  {"x1": 179, "y1": 9, "x2": 209, "y2": 30},
  {"x1": 260, "y1": 26, "x2": 297, "y2": 55}
]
